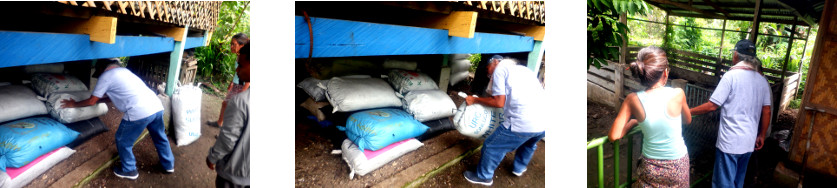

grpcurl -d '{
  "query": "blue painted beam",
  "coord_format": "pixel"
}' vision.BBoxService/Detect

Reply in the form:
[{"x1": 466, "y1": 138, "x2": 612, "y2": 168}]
[
  {"x1": 295, "y1": 16, "x2": 534, "y2": 58},
  {"x1": 0, "y1": 31, "x2": 207, "y2": 68},
  {"x1": 185, "y1": 36, "x2": 206, "y2": 50}
]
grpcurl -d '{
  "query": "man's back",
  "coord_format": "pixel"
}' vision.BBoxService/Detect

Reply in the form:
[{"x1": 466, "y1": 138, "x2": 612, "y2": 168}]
[
  {"x1": 93, "y1": 67, "x2": 163, "y2": 121},
  {"x1": 490, "y1": 61, "x2": 545, "y2": 133},
  {"x1": 709, "y1": 69, "x2": 771, "y2": 154}
]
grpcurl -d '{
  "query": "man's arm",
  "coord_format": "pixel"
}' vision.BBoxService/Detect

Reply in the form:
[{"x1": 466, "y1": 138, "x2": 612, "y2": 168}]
[
  {"x1": 755, "y1": 105, "x2": 770, "y2": 150},
  {"x1": 60, "y1": 96, "x2": 100, "y2": 108},
  {"x1": 465, "y1": 95, "x2": 506, "y2": 108},
  {"x1": 690, "y1": 101, "x2": 719, "y2": 116}
]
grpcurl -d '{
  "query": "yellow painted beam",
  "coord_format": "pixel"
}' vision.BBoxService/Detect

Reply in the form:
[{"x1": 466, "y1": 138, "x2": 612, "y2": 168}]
[
  {"x1": 71, "y1": 16, "x2": 117, "y2": 44},
  {"x1": 523, "y1": 25, "x2": 545, "y2": 41},
  {"x1": 446, "y1": 11, "x2": 478, "y2": 38},
  {"x1": 148, "y1": 26, "x2": 188, "y2": 41}
]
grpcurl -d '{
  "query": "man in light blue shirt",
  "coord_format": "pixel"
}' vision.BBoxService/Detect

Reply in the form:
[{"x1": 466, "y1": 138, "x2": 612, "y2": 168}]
[
  {"x1": 691, "y1": 39, "x2": 771, "y2": 188},
  {"x1": 462, "y1": 55, "x2": 546, "y2": 186},
  {"x1": 62, "y1": 58, "x2": 174, "y2": 180}
]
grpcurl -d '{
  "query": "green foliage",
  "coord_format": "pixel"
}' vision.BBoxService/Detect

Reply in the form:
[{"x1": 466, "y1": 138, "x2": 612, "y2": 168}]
[
  {"x1": 468, "y1": 54, "x2": 481, "y2": 72},
  {"x1": 789, "y1": 98, "x2": 801, "y2": 109},
  {"x1": 588, "y1": 0, "x2": 648, "y2": 69},
  {"x1": 194, "y1": 1, "x2": 250, "y2": 88}
]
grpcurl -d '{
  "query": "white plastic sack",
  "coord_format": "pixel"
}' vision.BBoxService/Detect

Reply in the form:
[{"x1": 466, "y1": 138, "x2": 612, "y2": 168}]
[
  {"x1": 325, "y1": 77, "x2": 402, "y2": 113},
  {"x1": 0, "y1": 147, "x2": 75, "y2": 188},
  {"x1": 387, "y1": 69, "x2": 438, "y2": 94},
  {"x1": 46, "y1": 91, "x2": 108, "y2": 124},
  {"x1": 30, "y1": 74, "x2": 88, "y2": 97},
  {"x1": 383, "y1": 59, "x2": 418, "y2": 71},
  {"x1": 24, "y1": 63, "x2": 64, "y2": 74},
  {"x1": 341, "y1": 138, "x2": 423, "y2": 179},
  {"x1": 0, "y1": 85, "x2": 48, "y2": 124},
  {"x1": 172, "y1": 83, "x2": 202, "y2": 146},
  {"x1": 449, "y1": 72, "x2": 470, "y2": 86},
  {"x1": 297, "y1": 77, "x2": 329, "y2": 102},
  {"x1": 401, "y1": 90, "x2": 457, "y2": 122},
  {"x1": 453, "y1": 102, "x2": 503, "y2": 139}
]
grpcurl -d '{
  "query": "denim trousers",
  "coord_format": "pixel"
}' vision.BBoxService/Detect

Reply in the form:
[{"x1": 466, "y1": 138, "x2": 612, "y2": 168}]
[
  {"x1": 476, "y1": 125, "x2": 545, "y2": 180},
  {"x1": 115, "y1": 111, "x2": 175, "y2": 172},
  {"x1": 712, "y1": 149, "x2": 752, "y2": 188}
]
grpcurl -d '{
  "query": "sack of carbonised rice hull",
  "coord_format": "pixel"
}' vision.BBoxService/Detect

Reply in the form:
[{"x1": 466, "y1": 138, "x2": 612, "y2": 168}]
[
  {"x1": 0, "y1": 85, "x2": 48, "y2": 124},
  {"x1": 0, "y1": 117, "x2": 79, "y2": 171},
  {"x1": 30, "y1": 74, "x2": 88, "y2": 97},
  {"x1": 453, "y1": 102, "x2": 503, "y2": 139},
  {"x1": 340, "y1": 138, "x2": 423, "y2": 179},
  {"x1": 46, "y1": 91, "x2": 108, "y2": 124},
  {"x1": 338, "y1": 108, "x2": 428, "y2": 151},
  {"x1": 325, "y1": 77, "x2": 402, "y2": 113},
  {"x1": 386, "y1": 69, "x2": 438, "y2": 94},
  {"x1": 24, "y1": 63, "x2": 64, "y2": 74},
  {"x1": 297, "y1": 77, "x2": 329, "y2": 102},
  {"x1": 400, "y1": 90, "x2": 456, "y2": 122},
  {"x1": 172, "y1": 83, "x2": 202, "y2": 146},
  {"x1": 383, "y1": 59, "x2": 418, "y2": 71}
]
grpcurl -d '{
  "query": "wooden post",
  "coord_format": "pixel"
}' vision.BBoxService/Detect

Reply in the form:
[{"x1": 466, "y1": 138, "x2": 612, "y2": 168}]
[
  {"x1": 749, "y1": 0, "x2": 763, "y2": 42},
  {"x1": 165, "y1": 24, "x2": 189, "y2": 96},
  {"x1": 439, "y1": 54, "x2": 450, "y2": 92},
  {"x1": 527, "y1": 41, "x2": 544, "y2": 72},
  {"x1": 780, "y1": 19, "x2": 797, "y2": 81},
  {"x1": 663, "y1": 12, "x2": 671, "y2": 49},
  {"x1": 716, "y1": 19, "x2": 727, "y2": 78},
  {"x1": 615, "y1": 13, "x2": 628, "y2": 107}
]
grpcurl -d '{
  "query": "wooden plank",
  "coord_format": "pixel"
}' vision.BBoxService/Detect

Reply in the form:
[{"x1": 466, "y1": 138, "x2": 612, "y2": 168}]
[
  {"x1": 670, "y1": 59, "x2": 716, "y2": 73},
  {"x1": 671, "y1": 55, "x2": 718, "y2": 68},
  {"x1": 701, "y1": 0, "x2": 730, "y2": 17},
  {"x1": 294, "y1": 16, "x2": 535, "y2": 58},
  {"x1": 750, "y1": 0, "x2": 763, "y2": 42},
  {"x1": 588, "y1": 72, "x2": 616, "y2": 91},
  {"x1": 672, "y1": 49, "x2": 718, "y2": 60},
  {"x1": 65, "y1": 16, "x2": 117, "y2": 44},
  {"x1": 443, "y1": 11, "x2": 478, "y2": 38},
  {"x1": 148, "y1": 26, "x2": 188, "y2": 42},
  {"x1": 166, "y1": 24, "x2": 189, "y2": 96}
]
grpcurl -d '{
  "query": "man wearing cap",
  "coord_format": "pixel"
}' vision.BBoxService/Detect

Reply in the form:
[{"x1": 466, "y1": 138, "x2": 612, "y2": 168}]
[
  {"x1": 461, "y1": 55, "x2": 546, "y2": 186},
  {"x1": 690, "y1": 39, "x2": 771, "y2": 188},
  {"x1": 61, "y1": 58, "x2": 175, "y2": 180}
]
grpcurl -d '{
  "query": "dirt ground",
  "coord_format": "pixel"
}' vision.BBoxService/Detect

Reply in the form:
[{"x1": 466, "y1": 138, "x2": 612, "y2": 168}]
[{"x1": 587, "y1": 100, "x2": 802, "y2": 188}]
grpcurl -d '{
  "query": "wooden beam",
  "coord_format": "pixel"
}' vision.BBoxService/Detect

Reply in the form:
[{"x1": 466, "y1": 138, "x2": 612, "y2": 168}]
[
  {"x1": 434, "y1": 11, "x2": 478, "y2": 38},
  {"x1": 148, "y1": 26, "x2": 188, "y2": 41},
  {"x1": 166, "y1": 24, "x2": 189, "y2": 96},
  {"x1": 65, "y1": 16, "x2": 117, "y2": 44},
  {"x1": 750, "y1": 0, "x2": 763, "y2": 42},
  {"x1": 647, "y1": 0, "x2": 725, "y2": 19},
  {"x1": 702, "y1": 0, "x2": 731, "y2": 17}
]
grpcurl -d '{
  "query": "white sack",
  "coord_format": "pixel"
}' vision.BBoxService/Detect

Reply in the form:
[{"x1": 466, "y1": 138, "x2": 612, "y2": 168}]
[
  {"x1": 30, "y1": 74, "x2": 88, "y2": 97},
  {"x1": 449, "y1": 71, "x2": 470, "y2": 86},
  {"x1": 325, "y1": 77, "x2": 402, "y2": 113},
  {"x1": 387, "y1": 69, "x2": 438, "y2": 94},
  {"x1": 0, "y1": 85, "x2": 48, "y2": 124},
  {"x1": 46, "y1": 91, "x2": 108, "y2": 124},
  {"x1": 172, "y1": 83, "x2": 202, "y2": 146},
  {"x1": 401, "y1": 90, "x2": 456, "y2": 122},
  {"x1": 453, "y1": 102, "x2": 503, "y2": 139},
  {"x1": 383, "y1": 59, "x2": 418, "y2": 71},
  {"x1": 0, "y1": 147, "x2": 75, "y2": 188},
  {"x1": 24, "y1": 63, "x2": 64, "y2": 74},
  {"x1": 341, "y1": 138, "x2": 423, "y2": 179}
]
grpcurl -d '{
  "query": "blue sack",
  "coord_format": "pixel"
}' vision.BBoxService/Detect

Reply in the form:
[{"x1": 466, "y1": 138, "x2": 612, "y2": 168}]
[
  {"x1": 338, "y1": 108, "x2": 428, "y2": 151},
  {"x1": 0, "y1": 117, "x2": 80, "y2": 172}
]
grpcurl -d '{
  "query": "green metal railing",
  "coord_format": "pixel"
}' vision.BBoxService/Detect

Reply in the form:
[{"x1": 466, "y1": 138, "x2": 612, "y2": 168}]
[
  {"x1": 587, "y1": 127, "x2": 641, "y2": 188},
  {"x1": 587, "y1": 126, "x2": 713, "y2": 188}
]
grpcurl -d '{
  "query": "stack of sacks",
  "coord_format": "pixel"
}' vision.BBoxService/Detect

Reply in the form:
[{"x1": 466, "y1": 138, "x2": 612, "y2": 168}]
[
  {"x1": 0, "y1": 117, "x2": 79, "y2": 171},
  {"x1": 340, "y1": 138, "x2": 422, "y2": 179},
  {"x1": 0, "y1": 147, "x2": 75, "y2": 188},
  {"x1": 449, "y1": 54, "x2": 472, "y2": 86},
  {"x1": 387, "y1": 69, "x2": 456, "y2": 122},
  {"x1": 30, "y1": 73, "x2": 108, "y2": 124}
]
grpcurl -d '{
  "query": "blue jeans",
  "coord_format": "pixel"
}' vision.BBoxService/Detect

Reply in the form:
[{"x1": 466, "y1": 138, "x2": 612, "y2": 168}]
[
  {"x1": 712, "y1": 149, "x2": 752, "y2": 188},
  {"x1": 476, "y1": 125, "x2": 545, "y2": 180},
  {"x1": 115, "y1": 111, "x2": 175, "y2": 172}
]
